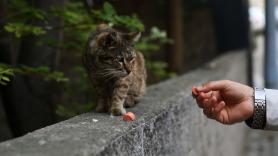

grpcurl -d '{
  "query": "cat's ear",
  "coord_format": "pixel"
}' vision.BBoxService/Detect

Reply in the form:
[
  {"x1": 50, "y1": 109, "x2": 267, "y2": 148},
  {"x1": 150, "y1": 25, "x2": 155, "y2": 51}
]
[
  {"x1": 122, "y1": 32, "x2": 141, "y2": 43},
  {"x1": 95, "y1": 32, "x2": 116, "y2": 47},
  {"x1": 97, "y1": 23, "x2": 109, "y2": 30}
]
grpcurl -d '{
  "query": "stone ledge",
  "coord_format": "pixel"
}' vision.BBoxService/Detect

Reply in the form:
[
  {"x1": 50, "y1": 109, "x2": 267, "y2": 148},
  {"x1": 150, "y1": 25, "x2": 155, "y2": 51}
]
[{"x1": 0, "y1": 51, "x2": 247, "y2": 156}]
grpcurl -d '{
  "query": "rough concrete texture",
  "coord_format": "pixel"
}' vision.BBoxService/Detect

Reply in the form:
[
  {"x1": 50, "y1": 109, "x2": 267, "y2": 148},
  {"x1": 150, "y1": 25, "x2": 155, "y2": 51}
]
[{"x1": 0, "y1": 51, "x2": 247, "y2": 156}]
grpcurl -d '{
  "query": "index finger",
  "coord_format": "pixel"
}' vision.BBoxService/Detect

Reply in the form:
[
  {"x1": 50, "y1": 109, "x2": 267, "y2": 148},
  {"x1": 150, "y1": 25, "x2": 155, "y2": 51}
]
[
  {"x1": 192, "y1": 86, "x2": 199, "y2": 98},
  {"x1": 196, "y1": 80, "x2": 230, "y2": 92}
]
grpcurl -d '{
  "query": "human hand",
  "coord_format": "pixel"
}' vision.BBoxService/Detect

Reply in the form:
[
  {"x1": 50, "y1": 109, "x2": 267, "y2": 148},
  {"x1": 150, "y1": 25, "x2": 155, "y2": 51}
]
[{"x1": 192, "y1": 80, "x2": 254, "y2": 124}]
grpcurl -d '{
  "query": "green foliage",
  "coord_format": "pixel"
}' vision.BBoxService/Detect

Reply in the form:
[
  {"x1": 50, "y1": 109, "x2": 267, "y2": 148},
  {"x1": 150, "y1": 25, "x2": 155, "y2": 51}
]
[
  {"x1": 0, "y1": 64, "x2": 68, "y2": 85},
  {"x1": 1, "y1": 0, "x2": 174, "y2": 119},
  {"x1": 8, "y1": 0, "x2": 47, "y2": 21},
  {"x1": 92, "y1": 2, "x2": 144, "y2": 31},
  {"x1": 135, "y1": 27, "x2": 175, "y2": 82},
  {"x1": 146, "y1": 61, "x2": 176, "y2": 83},
  {"x1": 0, "y1": 64, "x2": 14, "y2": 85},
  {"x1": 4, "y1": 23, "x2": 46, "y2": 38},
  {"x1": 17, "y1": 65, "x2": 69, "y2": 82},
  {"x1": 55, "y1": 105, "x2": 77, "y2": 118},
  {"x1": 136, "y1": 27, "x2": 172, "y2": 52},
  {"x1": 4, "y1": 0, "x2": 47, "y2": 38},
  {"x1": 20, "y1": 65, "x2": 69, "y2": 82}
]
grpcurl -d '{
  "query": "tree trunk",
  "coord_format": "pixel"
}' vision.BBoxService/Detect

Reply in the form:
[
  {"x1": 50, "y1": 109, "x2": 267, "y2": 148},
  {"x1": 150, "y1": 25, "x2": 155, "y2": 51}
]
[
  {"x1": 0, "y1": 0, "x2": 13, "y2": 141},
  {"x1": 168, "y1": 0, "x2": 184, "y2": 73}
]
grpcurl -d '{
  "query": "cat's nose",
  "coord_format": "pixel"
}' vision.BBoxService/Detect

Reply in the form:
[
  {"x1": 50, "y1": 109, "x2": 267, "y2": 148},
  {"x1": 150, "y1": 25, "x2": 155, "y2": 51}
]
[
  {"x1": 126, "y1": 68, "x2": 131, "y2": 74},
  {"x1": 122, "y1": 69, "x2": 130, "y2": 75}
]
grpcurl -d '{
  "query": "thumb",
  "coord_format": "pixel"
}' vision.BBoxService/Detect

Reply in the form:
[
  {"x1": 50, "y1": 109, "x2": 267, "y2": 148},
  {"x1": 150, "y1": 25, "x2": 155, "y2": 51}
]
[{"x1": 197, "y1": 80, "x2": 229, "y2": 92}]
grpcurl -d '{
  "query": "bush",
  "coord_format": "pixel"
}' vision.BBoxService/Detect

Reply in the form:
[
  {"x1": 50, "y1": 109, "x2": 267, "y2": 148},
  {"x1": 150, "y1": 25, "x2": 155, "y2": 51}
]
[{"x1": 1, "y1": 0, "x2": 174, "y2": 119}]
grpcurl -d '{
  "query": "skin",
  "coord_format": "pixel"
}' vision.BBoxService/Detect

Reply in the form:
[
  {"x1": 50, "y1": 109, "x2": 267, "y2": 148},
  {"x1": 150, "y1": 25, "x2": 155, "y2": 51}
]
[{"x1": 192, "y1": 80, "x2": 254, "y2": 125}]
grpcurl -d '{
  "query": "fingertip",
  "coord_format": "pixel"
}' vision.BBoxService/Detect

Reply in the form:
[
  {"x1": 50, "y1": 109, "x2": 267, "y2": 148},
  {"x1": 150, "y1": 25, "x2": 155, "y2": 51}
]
[
  {"x1": 214, "y1": 101, "x2": 225, "y2": 112},
  {"x1": 196, "y1": 86, "x2": 211, "y2": 93},
  {"x1": 195, "y1": 86, "x2": 203, "y2": 92},
  {"x1": 211, "y1": 96, "x2": 217, "y2": 103},
  {"x1": 192, "y1": 86, "x2": 199, "y2": 96},
  {"x1": 210, "y1": 96, "x2": 218, "y2": 109},
  {"x1": 220, "y1": 101, "x2": 225, "y2": 106}
]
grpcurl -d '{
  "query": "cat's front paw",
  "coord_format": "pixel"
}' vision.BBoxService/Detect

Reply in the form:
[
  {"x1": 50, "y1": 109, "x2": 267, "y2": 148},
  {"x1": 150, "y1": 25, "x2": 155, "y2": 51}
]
[{"x1": 110, "y1": 107, "x2": 126, "y2": 116}]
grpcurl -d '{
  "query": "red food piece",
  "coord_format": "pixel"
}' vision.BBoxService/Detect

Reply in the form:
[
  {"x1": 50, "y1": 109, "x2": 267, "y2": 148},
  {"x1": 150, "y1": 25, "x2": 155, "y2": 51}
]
[{"x1": 123, "y1": 112, "x2": 136, "y2": 121}]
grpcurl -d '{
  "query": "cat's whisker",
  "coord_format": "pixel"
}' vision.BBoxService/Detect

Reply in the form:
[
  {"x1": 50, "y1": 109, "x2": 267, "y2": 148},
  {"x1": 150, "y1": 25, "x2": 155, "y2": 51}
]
[
  {"x1": 95, "y1": 70, "x2": 117, "y2": 76},
  {"x1": 105, "y1": 74, "x2": 118, "y2": 82},
  {"x1": 97, "y1": 72, "x2": 114, "y2": 78},
  {"x1": 104, "y1": 70, "x2": 125, "y2": 81},
  {"x1": 104, "y1": 73, "x2": 118, "y2": 78},
  {"x1": 95, "y1": 68, "x2": 121, "y2": 79},
  {"x1": 97, "y1": 70, "x2": 121, "y2": 80}
]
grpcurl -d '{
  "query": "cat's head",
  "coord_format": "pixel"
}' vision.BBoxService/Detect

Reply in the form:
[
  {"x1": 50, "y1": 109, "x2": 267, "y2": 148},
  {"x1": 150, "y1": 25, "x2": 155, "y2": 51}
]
[{"x1": 88, "y1": 28, "x2": 141, "y2": 80}]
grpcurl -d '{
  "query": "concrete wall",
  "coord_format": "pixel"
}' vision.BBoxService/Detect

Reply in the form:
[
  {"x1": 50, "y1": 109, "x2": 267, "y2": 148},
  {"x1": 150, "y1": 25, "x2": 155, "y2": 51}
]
[{"x1": 0, "y1": 51, "x2": 248, "y2": 156}]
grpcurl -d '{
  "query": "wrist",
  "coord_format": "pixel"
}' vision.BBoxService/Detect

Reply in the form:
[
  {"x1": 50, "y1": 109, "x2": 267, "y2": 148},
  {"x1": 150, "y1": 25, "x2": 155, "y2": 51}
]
[
  {"x1": 245, "y1": 88, "x2": 266, "y2": 129},
  {"x1": 245, "y1": 87, "x2": 254, "y2": 120}
]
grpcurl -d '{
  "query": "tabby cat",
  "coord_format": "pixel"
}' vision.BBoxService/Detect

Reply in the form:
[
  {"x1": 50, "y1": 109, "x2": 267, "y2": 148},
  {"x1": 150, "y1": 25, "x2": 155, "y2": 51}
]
[{"x1": 83, "y1": 27, "x2": 147, "y2": 116}]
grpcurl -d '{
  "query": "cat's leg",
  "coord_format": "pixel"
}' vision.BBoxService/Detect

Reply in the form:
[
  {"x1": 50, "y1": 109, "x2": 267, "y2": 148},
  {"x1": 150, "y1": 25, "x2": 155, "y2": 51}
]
[
  {"x1": 124, "y1": 94, "x2": 136, "y2": 108},
  {"x1": 133, "y1": 95, "x2": 141, "y2": 104},
  {"x1": 110, "y1": 79, "x2": 129, "y2": 116},
  {"x1": 126, "y1": 80, "x2": 145, "y2": 107}
]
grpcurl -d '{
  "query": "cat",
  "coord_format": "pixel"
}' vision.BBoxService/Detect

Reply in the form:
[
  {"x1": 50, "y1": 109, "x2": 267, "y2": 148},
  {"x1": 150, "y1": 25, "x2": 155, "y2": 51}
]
[{"x1": 83, "y1": 26, "x2": 147, "y2": 116}]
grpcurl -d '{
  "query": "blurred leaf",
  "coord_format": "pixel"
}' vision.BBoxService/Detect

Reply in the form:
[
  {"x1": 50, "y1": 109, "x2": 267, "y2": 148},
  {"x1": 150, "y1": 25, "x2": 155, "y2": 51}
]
[
  {"x1": 0, "y1": 64, "x2": 14, "y2": 86},
  {"x1": 146, "y1": 61, "x2": 176, "y2": 82},
  {"x1": 91, "y1": 2, "x2": 144, "y2": 31},
  {"x1": 7, "y1": 0, "x2": 47, "y2": 21},
  {"x1": 102, "y1": 2, "x2": 117, "y2": 19},
  {"x1": 0, "y1": 63, "x2": 69, "y2": 85},
  {"x1": 4, "y1": 22, "x2": 46, "y2": 38},
  {"x1": 55, "y1": 105, "x2": 77, "y2": 118},
  {"x1": 44, "y1": 71, "x2": 69, "y2": 82},
  {"x1": 64, "y1": 10, "x2": 84, "y2": 24},
  {"x1": 0, "y1": 64, "x2": 14, "y2": 74},
  {"x1": 20, "y1": 65, "x2": 69, "y2": 82},
  {"x1": 135, "y1": 42, "x2": 160, "y2": 52},
  {"x1": 20, "y1": 65, "x2": 50, "y2": 73},
  {"x1": 114, "y1": 15, "x2": 144, "y2": 31}
]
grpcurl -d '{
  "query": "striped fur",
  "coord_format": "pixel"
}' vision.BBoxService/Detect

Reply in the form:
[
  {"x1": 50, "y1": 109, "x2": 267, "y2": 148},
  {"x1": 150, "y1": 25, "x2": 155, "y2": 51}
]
[{"x1": 83, "y1": 28, "x2": 146, "y2": 115}]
